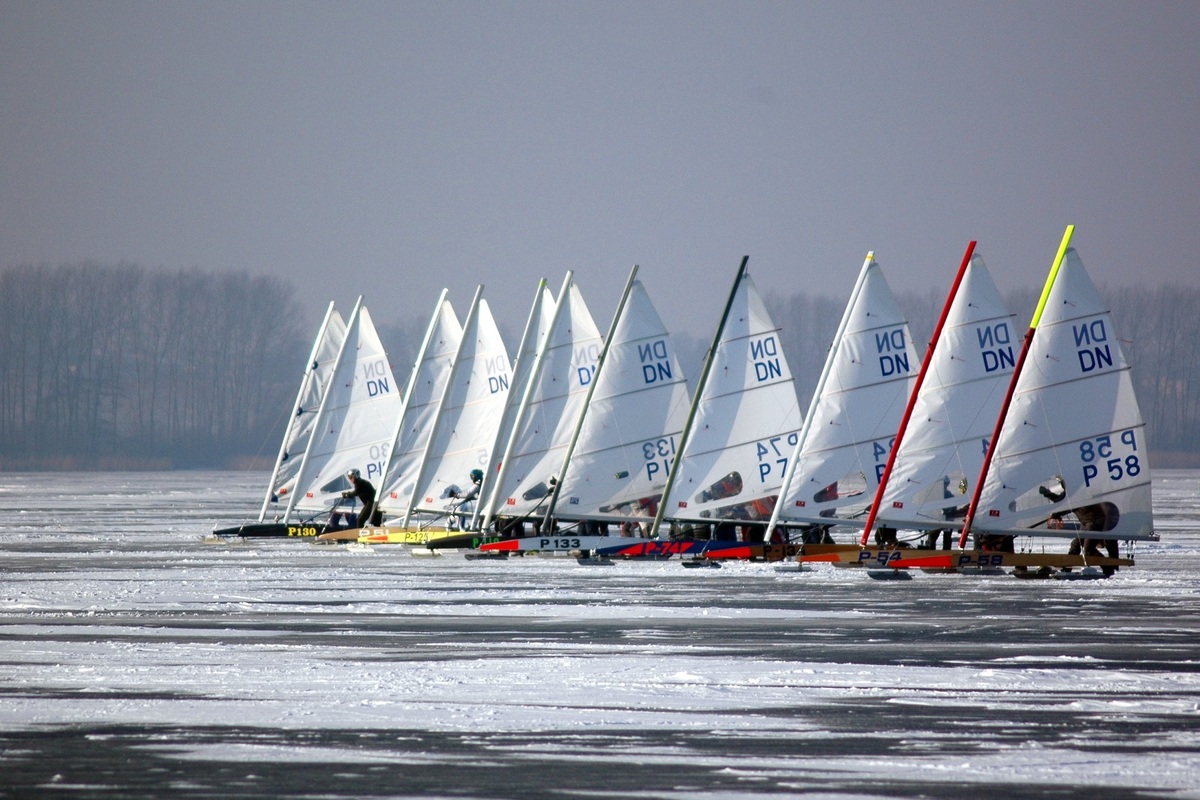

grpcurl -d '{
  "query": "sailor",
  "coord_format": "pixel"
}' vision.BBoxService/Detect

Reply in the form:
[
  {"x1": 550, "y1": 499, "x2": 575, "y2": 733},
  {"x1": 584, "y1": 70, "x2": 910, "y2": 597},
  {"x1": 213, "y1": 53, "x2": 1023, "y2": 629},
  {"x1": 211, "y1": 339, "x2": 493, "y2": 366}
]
[
  {"x1": 341, "y1": 469, "x2": 382, "y2": 528},
  {"x1": 448, "y1": 469, "x2": 484, "y2": 531},
  {"x1": 1067, "y1": 503, "x2": 1119, "y2": 574},
  {"x1": 1041, "y1": 478, "x2": 1118, "y2": 574},
  {"x1": 528, "y1": 475, "x2": 559, "y2": 537}
]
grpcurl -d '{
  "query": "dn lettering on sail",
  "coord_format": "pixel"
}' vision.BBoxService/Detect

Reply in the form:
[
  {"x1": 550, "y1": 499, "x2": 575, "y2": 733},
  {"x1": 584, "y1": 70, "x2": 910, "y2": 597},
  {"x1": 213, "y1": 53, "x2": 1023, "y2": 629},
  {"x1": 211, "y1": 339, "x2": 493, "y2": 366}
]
[
  {"x1": 875, "y1": 329, "x2": 910, "y2": 376},
  {"x1": 574, "y1": 343, "x2": 601, "y2": 387},
  {"x1": 976, "y1": 322, "x2": 1015, "y2": 373},
  {"x1": 484, "y1": 354, "x2": 510, "y2": 394},
  {"x1": 363, "y1": 358, "x2": 392, "y2": 397},
  {"x1": 750, "y1": 335, "x2": 783, "y2": 383},
  {"x1": 1073, "y1": 319, "x2": 1113, "y2": 373},
  {"x1": 638, "y1": 339, "x2": 673, "y2": 384}
]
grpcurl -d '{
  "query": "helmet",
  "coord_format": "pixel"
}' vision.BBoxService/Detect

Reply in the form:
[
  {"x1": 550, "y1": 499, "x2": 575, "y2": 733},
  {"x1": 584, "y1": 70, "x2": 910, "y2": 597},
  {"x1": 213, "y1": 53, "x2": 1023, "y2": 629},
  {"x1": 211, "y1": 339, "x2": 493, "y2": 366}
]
[
  {"x1": 470, "y1": 469, "x2": 483, "y2": 482},
  {"x1": 347, "y1": 469, "x2": 361, "y2": 480}
]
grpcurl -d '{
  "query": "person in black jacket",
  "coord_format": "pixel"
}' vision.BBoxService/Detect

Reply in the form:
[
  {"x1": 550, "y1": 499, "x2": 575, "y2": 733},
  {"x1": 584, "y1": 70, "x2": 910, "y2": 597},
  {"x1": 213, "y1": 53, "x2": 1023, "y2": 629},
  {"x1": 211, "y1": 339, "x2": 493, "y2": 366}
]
[{"x1": 342, "y1": 469, "x2": 382, "y2": 528}]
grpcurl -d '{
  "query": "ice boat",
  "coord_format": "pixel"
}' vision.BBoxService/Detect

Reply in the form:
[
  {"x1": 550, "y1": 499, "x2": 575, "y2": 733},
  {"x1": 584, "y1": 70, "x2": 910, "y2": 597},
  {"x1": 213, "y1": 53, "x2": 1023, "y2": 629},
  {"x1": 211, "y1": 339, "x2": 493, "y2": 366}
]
[
  {"x1": 484, "y1": 266, "x2": 692, "y2": 554},
  {"x1": 762, "y1": 252, "x2": 919, "y2": 549},
  {"x1": 213, "y1": 298, "x2": 401, "y2": 538},
  {"x1": 597, "y1": 257, "x2": 805, "y2": 560},
  {"x1": 850, "y1": 228, "x2": 1156, "y2": 575}
]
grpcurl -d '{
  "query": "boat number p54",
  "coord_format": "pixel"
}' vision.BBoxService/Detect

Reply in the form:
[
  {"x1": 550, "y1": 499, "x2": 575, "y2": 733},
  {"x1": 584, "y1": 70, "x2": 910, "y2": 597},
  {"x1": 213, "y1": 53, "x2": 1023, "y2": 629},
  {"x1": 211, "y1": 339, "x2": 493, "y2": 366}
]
[{"x1": 1079, "y1": 429, "x2": 1141, "y2": 487}]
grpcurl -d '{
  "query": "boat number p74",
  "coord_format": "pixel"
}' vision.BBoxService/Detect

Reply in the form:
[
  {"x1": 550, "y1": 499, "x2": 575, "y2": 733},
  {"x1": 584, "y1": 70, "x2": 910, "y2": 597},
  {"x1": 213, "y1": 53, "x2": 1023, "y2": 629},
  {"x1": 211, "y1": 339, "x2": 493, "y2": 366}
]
[{"x1": 1079, "y1": 429, "x2": 1141, "y2": 487}]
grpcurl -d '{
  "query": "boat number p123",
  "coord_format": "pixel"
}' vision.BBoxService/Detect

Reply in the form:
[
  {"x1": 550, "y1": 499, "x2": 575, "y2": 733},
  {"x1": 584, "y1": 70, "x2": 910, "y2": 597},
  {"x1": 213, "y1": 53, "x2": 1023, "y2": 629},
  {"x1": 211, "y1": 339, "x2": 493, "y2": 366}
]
[{"x1": 1079, "y1": 429, "x2": 1141, "y2": 487}]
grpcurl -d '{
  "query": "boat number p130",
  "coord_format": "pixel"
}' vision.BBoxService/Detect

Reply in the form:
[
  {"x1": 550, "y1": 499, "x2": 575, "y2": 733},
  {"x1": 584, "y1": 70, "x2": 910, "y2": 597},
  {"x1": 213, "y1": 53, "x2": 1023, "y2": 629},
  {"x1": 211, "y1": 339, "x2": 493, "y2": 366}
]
[
  {"x1": 1079, "y1": 429, "x2": 1141, "y2": 488},
  {"x1": 287, "y1": 526, "x2": 319, "y2": 537}
]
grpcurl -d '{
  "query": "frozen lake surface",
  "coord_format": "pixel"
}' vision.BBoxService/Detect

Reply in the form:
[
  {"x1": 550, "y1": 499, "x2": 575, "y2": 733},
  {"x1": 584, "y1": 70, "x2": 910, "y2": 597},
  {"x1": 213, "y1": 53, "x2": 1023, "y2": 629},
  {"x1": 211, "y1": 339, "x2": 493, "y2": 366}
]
[{"x1": 1, "y1": 470, "x2": 1199, "y2": 799}]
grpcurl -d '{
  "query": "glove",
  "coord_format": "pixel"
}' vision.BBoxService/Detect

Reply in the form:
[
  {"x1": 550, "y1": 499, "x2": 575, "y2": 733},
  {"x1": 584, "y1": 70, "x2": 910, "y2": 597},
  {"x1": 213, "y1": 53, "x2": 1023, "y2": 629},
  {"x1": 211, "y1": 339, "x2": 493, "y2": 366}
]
[{"x1": 342, "y1": 491, "x2": 353, "y2": 499}]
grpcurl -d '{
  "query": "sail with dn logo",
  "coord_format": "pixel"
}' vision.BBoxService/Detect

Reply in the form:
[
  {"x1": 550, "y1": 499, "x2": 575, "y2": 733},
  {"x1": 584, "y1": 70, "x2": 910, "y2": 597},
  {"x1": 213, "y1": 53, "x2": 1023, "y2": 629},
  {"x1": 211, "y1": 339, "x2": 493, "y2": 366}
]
[
  {"x1": 962, "y1": 226, "x2": 1155, "y2": 546},
  {"x1": 768, "y1": 252, "x2": 919, "y2": 532}
]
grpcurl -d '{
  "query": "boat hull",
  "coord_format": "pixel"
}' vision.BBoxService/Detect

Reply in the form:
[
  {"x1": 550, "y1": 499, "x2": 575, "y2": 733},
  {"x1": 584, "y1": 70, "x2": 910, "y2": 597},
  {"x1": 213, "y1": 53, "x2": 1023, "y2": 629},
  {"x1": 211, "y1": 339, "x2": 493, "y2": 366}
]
[
  {"x1": 211, "y1": 522, "x2": 335, "y2": 538},
  {"x1": 481, "y1": 535, "x2": 657, "y2": 554}
]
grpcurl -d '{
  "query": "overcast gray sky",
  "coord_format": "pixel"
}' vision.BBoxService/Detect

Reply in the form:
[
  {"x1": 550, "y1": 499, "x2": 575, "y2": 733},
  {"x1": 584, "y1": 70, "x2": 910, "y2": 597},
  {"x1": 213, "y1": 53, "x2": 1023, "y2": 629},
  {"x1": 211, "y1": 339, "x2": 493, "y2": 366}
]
[{"x1": 3, "y1": 1, "x2": 1198, "y2": 340}]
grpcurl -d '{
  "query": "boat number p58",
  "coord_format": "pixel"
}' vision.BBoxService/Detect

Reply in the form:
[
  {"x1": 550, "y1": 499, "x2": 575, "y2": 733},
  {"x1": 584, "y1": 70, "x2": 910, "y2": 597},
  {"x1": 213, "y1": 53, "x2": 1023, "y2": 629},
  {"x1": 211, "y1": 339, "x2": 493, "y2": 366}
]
[{"x1": 1079, "y1": 429, "x2": 1141, "y2": 487}]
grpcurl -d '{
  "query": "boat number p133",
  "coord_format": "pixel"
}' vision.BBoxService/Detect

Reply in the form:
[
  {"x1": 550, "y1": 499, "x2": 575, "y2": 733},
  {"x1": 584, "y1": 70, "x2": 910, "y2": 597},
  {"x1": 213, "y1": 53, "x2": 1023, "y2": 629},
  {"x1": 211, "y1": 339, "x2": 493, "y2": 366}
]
[
  {"x1": 538, "y1": 538, "x2": 582, "y2": 549},
  {"x1": 1079, "y1": 429, "x2": 1141, "y2": 487}
]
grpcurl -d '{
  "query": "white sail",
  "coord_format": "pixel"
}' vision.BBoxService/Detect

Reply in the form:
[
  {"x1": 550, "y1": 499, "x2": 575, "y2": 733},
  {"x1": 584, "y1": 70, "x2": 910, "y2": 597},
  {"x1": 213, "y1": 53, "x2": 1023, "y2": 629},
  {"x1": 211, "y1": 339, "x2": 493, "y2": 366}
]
[
  {"x1": 476, "y1": 279, "x2": 556, "y2": 529},
  {"x1": 258, "y1": 302, "x2": 348, "y2": 521},
  {"x1": 377, "y1": 293, "x2": 462, "y2": 516},
  {"x1": 971, "y1": 246, "x2": 1154, "y2": 540},
  {"x1": 408, "y1": 291, "x2": 512, "y2": 517},
  {"x1": 486, "y1": 279, "x2": 603, "y2": 521},
  {"x1": 290, "y1": 302, "x2": 403, "y2": 514},
  {"x1": 660, "y1": 270, "x2": 802, "y2": 524},
  {"x1": 877, "y1": 254, "x2": 1016, "y2": 528},
  {"x1": 771, "y1": 254, "x2": 919, "y2": 525},
  {"x1": 553, "y1": 276, "x2": 691, "y2": 524}
]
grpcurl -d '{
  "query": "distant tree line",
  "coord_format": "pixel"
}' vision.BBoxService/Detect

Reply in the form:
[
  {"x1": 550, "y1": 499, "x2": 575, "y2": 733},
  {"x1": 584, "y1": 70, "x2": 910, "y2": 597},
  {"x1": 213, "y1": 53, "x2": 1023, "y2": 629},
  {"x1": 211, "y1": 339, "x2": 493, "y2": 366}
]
[
  {"x1": 1, "y1": 261, "x2": 1196, "y2": 470},
  {"x1": 0, "y1": 262, "x2": 302, "y2": 468}
]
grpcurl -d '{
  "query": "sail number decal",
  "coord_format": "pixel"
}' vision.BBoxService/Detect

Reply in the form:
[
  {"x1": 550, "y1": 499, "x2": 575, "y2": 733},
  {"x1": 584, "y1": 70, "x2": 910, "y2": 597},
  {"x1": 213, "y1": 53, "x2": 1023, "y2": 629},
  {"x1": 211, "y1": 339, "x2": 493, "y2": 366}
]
[
  {"x1": 871, "y1": 437, "x2": 897, "y2": 483},
  {"x1": 755, "y1": 433, "x2": 798, "y2": 482},
  {"x1": 286, "y1": 526, "x2": 320, "y2": 537},
  {"x1": 1079, "y1": 429, "x2": 1141, "y2": 487},
  {"x1": 642, "y1": 436, "x2": 676, "y2": 481}
]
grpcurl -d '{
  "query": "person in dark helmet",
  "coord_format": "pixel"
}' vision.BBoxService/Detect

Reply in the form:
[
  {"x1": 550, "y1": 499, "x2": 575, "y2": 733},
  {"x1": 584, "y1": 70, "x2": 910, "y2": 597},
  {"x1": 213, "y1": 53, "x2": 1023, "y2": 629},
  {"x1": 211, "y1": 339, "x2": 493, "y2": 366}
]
[
  {"x1": 342, "y1": 469, "x2": 382, "y2": 528},
  {"x1": 449, "y1": 469, "x2": 484, "y2": 531}
]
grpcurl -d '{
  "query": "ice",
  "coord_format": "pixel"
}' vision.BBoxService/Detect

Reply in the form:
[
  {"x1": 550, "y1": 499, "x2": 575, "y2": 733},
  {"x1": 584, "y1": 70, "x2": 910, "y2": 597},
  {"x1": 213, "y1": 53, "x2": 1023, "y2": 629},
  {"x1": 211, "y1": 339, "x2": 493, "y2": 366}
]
[{"x1": 0, "y1": 470, "x2": 1198, "y2": 797}]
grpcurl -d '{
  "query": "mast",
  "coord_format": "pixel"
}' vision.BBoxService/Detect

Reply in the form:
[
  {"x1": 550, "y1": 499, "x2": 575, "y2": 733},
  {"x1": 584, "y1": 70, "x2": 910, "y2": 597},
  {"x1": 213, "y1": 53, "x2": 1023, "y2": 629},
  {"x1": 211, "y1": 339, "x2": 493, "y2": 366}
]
[
  {"x1": 764, "y1": 253, "x2": 874, "y2": 541},
  {"x1": 402, "y1": 285, "x2": 484, "y2": 528},
  {"x1": 649, "y1": 256, "x2": 748, "y2": 535},
  {"x1": 959, "y1": 225, "x2": 1074, "y2": 547},
  {"x1": 376, "y1": 289, "x2": 449, "y2": 512},
  {"x1": 283, "y1": 296, "x2": 364, "y2": 522},
  {"x1": 859, "y1": 242, "x2": 976, "y2": 545},
  {"x1": 480, "y1": 272, "x2": 574, "y2": 531},
  {"x1": 542, "y1": 265, "x2": 640, "y2": 527},
  {"x1": 259, "y1": 300, "x2": 338, "y2": 522}
]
